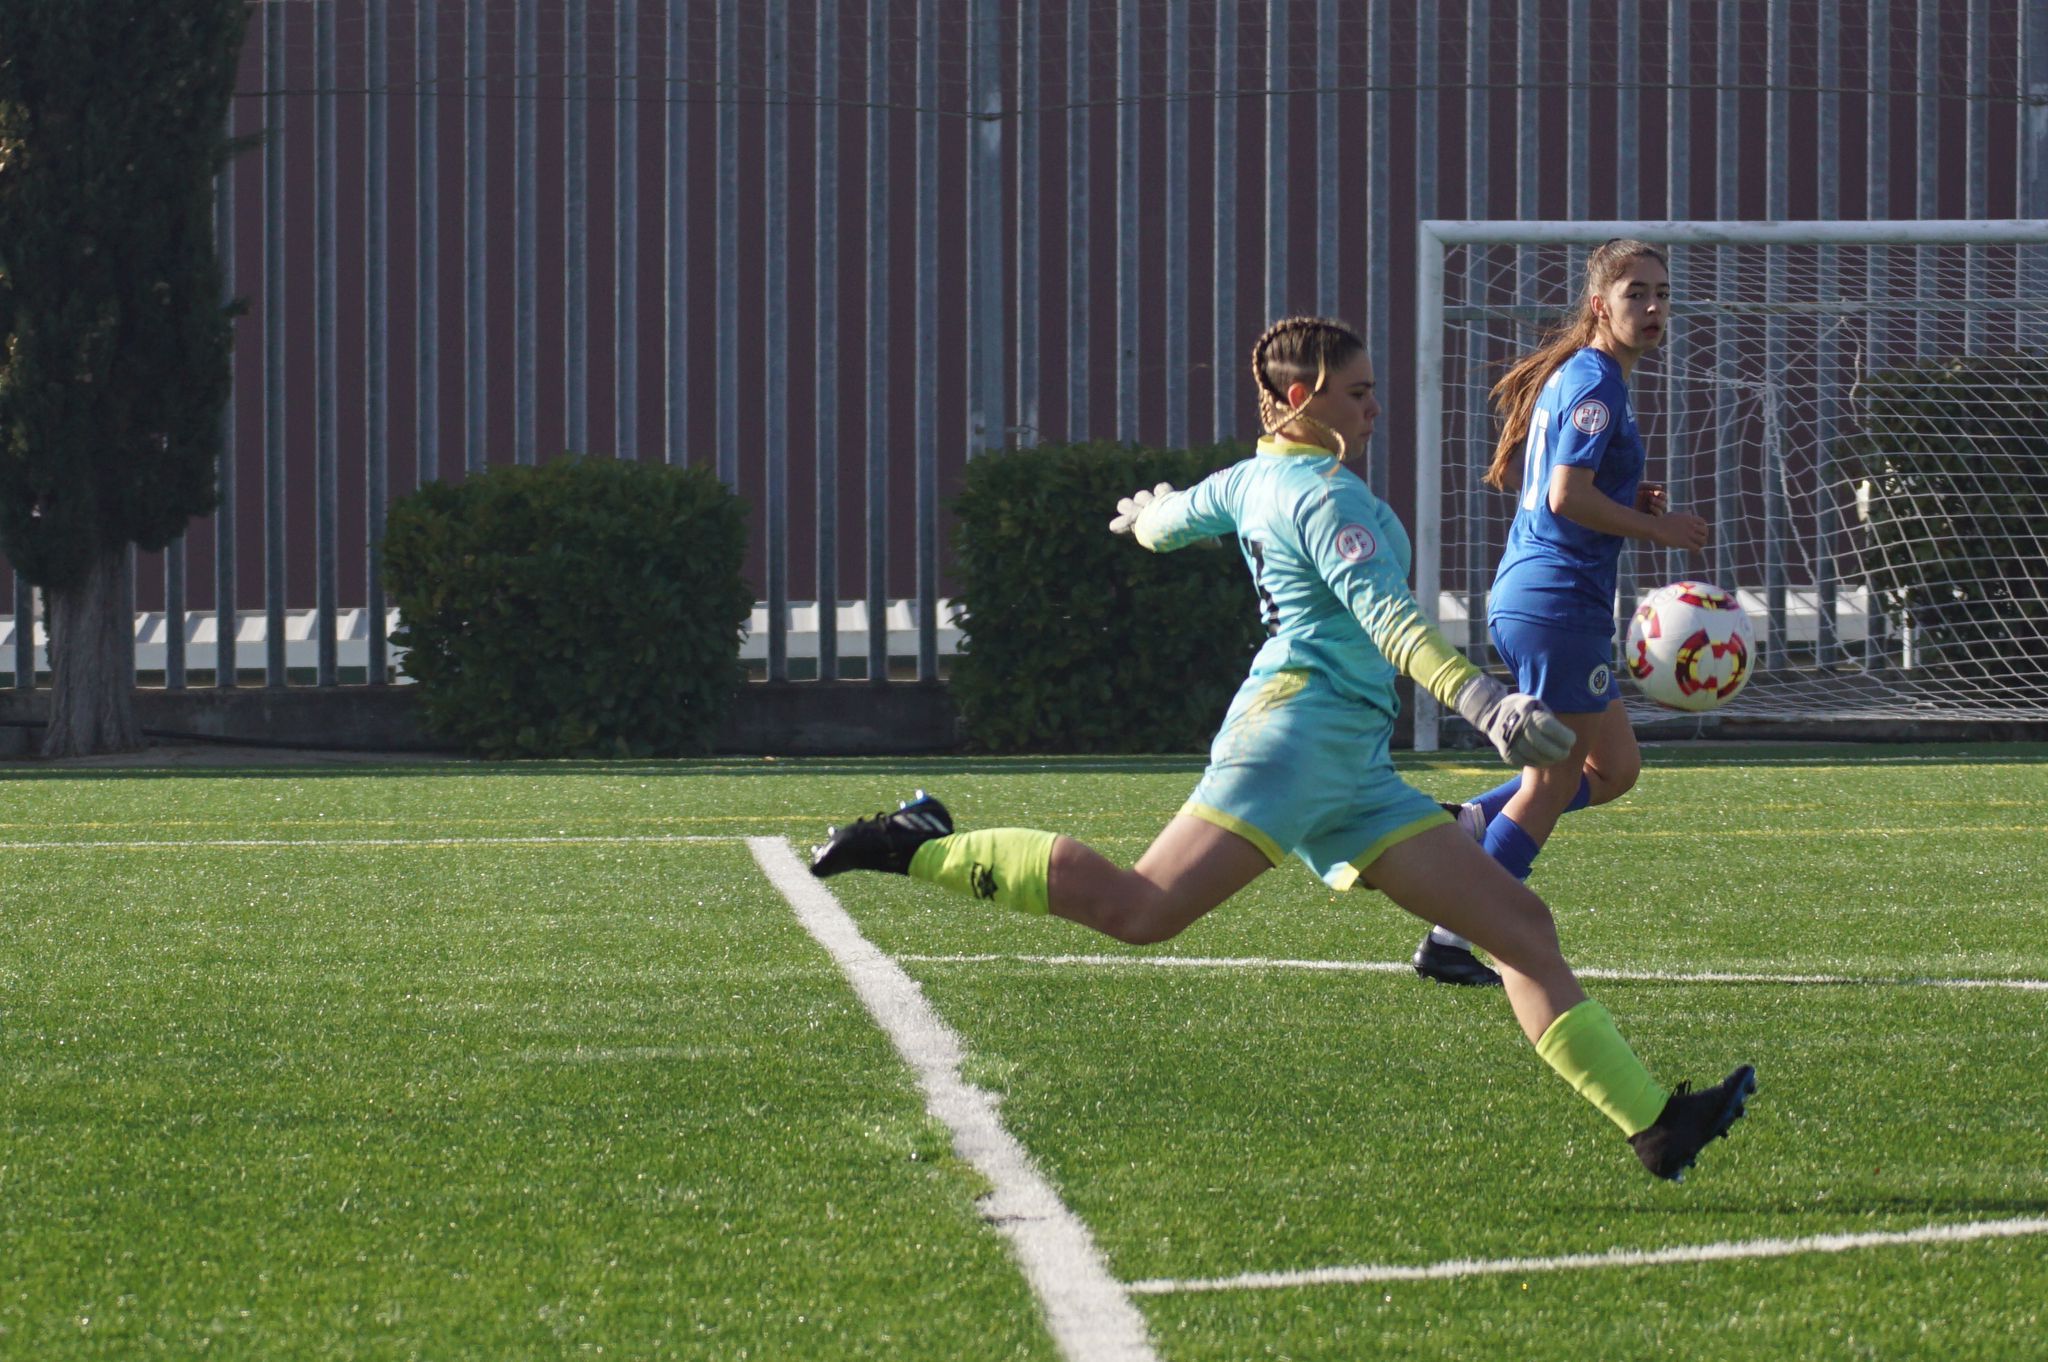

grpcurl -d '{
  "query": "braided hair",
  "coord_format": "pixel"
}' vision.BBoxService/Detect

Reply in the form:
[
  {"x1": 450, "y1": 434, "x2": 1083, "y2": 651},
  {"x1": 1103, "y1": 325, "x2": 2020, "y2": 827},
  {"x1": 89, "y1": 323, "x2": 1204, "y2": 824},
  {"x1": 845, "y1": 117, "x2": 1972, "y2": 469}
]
[{"x1": 1250, "y1": 315, "x2": 1366, "y2": 465}]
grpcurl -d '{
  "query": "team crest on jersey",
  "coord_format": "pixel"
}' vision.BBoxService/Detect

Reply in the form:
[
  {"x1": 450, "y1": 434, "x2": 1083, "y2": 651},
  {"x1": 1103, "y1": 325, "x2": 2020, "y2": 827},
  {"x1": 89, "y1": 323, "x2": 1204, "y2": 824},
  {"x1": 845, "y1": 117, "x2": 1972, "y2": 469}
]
[
  {"x1": 1588, "y1": 663, "x2": 1612, "y2": 695},
  {"x1": 1571, "y1": 400, "x2": 1610, "y2": 435},
  {"x1": 1335, "y1": 524, "x2": 1378, "y2": 562}
]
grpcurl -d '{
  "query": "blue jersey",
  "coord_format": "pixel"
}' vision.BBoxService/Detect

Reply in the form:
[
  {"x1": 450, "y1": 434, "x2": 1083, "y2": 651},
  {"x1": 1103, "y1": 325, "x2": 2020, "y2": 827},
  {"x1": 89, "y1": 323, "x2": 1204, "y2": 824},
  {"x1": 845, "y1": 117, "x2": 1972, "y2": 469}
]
[
  {"x1": 1489, "y1": 347, "x2": 1644, "y2": 634},
  {"x1": 1134, "y1": 437, "x2": 1475, "y2": 721}
]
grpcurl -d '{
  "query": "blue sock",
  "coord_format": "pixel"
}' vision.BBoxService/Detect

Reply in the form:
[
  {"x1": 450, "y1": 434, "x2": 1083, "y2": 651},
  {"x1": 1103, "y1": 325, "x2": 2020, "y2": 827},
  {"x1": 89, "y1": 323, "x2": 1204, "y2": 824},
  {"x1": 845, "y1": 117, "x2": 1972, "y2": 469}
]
[
  {"x1": 1482, "y1": 813, "x2": 1541, "y2": 881},
  {"x1": 1472, "y1": 774, "x2": 1591, "y2": 823}
]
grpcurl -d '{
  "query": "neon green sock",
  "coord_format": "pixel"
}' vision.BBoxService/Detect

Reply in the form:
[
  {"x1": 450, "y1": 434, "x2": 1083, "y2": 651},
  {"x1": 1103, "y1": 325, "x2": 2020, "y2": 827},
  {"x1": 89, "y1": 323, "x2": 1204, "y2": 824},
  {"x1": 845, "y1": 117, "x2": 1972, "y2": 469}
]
[
  {"x1": 1533, "y1": 999, "x2": 1670, "y2": 1137},
  {"x1": 908, "y1": 829, "x2": 1057, "y2": 916}
]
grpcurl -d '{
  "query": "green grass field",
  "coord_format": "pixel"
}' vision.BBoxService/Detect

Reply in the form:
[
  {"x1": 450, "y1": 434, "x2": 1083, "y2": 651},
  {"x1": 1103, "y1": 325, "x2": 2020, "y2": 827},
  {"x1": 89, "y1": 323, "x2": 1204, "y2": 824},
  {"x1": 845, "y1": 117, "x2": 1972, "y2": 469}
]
[{"x1": 3, "y1": 744, "x2": 2044, "y2": 1359}]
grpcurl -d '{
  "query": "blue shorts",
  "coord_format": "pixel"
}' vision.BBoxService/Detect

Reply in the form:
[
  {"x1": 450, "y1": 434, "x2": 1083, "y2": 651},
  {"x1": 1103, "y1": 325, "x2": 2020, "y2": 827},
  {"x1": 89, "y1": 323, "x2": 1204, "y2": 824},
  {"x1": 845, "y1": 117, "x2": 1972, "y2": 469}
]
[
  {"x1": 1181, "y1": 669, "x2": 1449, "y2": 891},
  {"x1": 1489, "y1": 615, "x2": 1621, "y2": 714}
]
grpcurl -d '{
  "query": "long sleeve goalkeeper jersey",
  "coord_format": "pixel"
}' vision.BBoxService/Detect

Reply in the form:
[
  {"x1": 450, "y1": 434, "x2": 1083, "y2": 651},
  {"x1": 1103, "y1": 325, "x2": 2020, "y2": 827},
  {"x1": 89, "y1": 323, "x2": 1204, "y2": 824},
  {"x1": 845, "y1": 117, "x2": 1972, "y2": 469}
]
[{"x1": 1133, "y1": 436, "x2": 1479, "y2": 723}]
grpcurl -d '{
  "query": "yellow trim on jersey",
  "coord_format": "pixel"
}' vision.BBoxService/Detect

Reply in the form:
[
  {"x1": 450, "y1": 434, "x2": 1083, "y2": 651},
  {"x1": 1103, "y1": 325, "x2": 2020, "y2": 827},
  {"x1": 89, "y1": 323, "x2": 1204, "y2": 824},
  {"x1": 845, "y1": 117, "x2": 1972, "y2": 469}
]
[
  {"x1": 1178, "y1": 802, "x2": 1288, "y2": 867},
  {"x1": 1256, "y1": 435, "x2": 1334, "y2": 459},
  {"x1": 1328, "y1": 809, "x2": 1452, "y2": 891}
]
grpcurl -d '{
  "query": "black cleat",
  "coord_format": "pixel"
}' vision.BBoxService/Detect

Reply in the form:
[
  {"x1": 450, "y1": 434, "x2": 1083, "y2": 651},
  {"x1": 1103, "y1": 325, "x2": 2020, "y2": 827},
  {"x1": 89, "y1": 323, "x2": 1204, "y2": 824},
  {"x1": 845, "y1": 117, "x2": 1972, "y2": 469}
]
[
  {"x1": 1439, "y1": 800, "x2": 1488, "y2": 842},
  {"x1": 809, "y1": 790, "x2": 954, "y2": 878},
  {"x1": 1412, "y1": 935, "x2": 1504, "y2": 987},
  {"x1": 1629, "y1": 1064, "x2": 1758, "y2": 1181}
]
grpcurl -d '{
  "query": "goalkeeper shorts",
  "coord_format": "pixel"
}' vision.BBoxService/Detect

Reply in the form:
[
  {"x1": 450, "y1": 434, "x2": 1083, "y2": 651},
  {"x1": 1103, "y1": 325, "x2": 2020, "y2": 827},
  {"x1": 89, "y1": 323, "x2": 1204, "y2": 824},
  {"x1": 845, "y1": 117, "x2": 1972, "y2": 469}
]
[
  {"x1": 1489, "y1": 614, "x2": 1622, "y2": 715},
  {"x1": 1181, "y1": 668, "x2": 1449, "y2": 891}
]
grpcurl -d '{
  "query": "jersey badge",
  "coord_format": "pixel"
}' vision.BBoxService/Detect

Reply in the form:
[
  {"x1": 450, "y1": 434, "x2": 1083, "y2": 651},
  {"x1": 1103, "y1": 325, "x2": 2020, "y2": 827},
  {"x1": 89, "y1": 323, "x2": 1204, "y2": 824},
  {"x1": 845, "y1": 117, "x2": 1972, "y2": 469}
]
[
  {"x1": 1335, "y1": 523, "x2": 1378, "y2": 562},
  {"x1": 1571, "y1": 400, "x2": 1610, "y2": 435}
]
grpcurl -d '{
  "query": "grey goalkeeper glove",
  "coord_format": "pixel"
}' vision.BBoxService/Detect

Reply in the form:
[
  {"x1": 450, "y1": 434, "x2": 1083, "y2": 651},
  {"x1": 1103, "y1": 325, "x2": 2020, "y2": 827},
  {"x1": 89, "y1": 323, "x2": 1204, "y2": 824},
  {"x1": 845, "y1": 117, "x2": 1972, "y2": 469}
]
[
  {"x1": 1453, "y1": 674, "x2": 1575, "y2": 768},
  {"x1": 1109, "y1": 482, "x2": 1177, "y2": 536}
]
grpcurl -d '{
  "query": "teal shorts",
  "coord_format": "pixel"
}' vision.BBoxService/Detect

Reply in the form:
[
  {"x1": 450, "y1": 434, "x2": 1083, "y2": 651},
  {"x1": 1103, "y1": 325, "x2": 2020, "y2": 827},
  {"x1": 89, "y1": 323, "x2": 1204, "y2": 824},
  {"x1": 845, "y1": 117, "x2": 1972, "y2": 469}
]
[{"x1": 1181, "y1": 669, "x2": 1450, "y2": 891}]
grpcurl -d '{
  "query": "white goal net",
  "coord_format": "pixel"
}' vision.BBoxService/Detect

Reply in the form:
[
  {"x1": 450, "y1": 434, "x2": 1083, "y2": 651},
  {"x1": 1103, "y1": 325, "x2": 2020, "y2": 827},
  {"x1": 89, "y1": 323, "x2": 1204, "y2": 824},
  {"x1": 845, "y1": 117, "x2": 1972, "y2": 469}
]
[{"x1": 1413, "y1": 220, "x2": 2048, "y2": 747}]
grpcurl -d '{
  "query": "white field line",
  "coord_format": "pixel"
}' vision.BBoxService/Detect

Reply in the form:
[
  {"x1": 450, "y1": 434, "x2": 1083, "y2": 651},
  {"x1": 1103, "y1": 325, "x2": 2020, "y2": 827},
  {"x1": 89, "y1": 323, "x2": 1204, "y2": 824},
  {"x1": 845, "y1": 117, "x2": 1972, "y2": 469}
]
[
  {"x1": 1125, "y1": 1217, "x2": 2048, "y2": 1295},
  {"x1": 747, "y1": 838, "x2": 1159, "y2": 1362},
  {"x1": 896, "y1": 953, "x2": 2048, "y2": 992},
  {"x1": 0, "y1": 834, "x2": 738, "y2": 851}
]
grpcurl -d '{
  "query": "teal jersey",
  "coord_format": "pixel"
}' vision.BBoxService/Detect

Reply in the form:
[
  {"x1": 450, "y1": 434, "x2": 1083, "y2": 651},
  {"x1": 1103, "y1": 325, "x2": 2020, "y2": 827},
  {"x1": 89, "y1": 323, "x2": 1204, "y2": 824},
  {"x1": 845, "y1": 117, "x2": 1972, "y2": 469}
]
[{"x1": 1136, "y1": 437, "x2": 1476, "y2": 720}]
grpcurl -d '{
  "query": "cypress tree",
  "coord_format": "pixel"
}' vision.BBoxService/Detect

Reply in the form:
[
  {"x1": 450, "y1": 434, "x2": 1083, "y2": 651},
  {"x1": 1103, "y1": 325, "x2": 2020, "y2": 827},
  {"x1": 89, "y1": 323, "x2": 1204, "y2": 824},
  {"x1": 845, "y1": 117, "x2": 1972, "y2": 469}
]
[{"x1": 0, "y1": 1, "x2": 250, "y2": 754}]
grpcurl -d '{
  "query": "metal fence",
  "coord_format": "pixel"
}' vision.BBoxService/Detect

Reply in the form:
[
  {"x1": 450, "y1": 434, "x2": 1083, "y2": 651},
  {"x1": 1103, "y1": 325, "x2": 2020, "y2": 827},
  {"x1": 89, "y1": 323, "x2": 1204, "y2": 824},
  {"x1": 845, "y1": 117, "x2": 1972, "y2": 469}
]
[{"x1": 5, "y1": 0, "x2": 2045, "y2": 691}]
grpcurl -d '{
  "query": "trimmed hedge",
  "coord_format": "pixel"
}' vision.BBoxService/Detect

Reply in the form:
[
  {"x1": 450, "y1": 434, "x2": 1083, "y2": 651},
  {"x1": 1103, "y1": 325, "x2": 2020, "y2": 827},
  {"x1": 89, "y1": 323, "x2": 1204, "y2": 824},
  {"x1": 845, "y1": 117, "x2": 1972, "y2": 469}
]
[
  {"x1": 382, "y1": 456, "x2": 752, "y2": 757},
  {"x1": 949, "y1": 440, "x2": 1266, "y2": 752},
  {"x1": 1849, "y1": 352, "x2": 2048, "y2": 701}
]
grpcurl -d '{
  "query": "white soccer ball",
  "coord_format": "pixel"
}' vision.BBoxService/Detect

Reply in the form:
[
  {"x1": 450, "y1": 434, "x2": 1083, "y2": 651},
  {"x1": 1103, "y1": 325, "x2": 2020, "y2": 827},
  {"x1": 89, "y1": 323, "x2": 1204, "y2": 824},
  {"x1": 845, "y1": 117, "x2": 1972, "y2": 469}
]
[{"x1": 1624, "y1": 580, "x2": 1756, "y2": 712}]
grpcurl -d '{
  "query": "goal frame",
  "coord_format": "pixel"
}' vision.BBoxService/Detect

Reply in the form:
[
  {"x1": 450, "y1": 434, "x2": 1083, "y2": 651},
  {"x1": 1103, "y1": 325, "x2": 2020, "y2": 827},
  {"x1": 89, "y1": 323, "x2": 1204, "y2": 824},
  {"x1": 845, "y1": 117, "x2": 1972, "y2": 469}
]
[{"x1": 1411, "y1": 218, "x2": 2048, "y2": 750}]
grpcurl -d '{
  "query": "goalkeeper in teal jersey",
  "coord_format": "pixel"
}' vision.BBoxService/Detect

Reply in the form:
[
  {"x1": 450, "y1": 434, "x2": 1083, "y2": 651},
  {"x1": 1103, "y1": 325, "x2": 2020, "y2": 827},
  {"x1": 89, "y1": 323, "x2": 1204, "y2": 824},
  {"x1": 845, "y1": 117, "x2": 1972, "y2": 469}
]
[{"x1": 810, "y1": 316, "x2": 1754, "y2": 1182}]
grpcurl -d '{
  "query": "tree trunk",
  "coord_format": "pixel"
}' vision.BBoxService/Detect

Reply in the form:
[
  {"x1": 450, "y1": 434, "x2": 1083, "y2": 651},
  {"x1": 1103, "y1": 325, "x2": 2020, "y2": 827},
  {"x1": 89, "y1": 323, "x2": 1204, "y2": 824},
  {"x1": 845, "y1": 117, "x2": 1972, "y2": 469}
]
[{"x1": 42, "y1": 546, "x2": 140, "y2": 757}]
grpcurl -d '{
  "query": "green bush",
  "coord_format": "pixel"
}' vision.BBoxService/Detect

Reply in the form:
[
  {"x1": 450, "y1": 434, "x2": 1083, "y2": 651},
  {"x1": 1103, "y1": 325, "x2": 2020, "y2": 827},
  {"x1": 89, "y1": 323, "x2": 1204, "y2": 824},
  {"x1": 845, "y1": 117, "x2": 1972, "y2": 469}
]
[
  {"x1": 382, "y1": 457, "x2": 753, "y2": 757},
  {"x1": 949, "y1": 440, "x2": 1266, "y2": 752},
  {"x1": 1848, "y1": 352, "x2": 2048, "y2": 701}
]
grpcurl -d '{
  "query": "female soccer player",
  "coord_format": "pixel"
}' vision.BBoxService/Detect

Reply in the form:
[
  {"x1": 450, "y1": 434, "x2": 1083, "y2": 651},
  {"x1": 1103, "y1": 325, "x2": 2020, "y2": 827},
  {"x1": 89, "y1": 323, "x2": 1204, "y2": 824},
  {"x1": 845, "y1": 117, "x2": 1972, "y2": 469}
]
[
  {"x1": 811, "y1": 316, "x2": 1753, "y2": 1181},
  {"x1": 1424, "y1": 240, "x2": 1712, "y2": 970}
]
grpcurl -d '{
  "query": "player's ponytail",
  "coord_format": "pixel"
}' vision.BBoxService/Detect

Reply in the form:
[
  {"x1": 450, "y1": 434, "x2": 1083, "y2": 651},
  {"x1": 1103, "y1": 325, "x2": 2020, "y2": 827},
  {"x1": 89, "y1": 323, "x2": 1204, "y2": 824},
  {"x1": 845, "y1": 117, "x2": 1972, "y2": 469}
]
[
  {"x1": 1251, "y1": 316, "x2": 1366, "y2": 466},
  {"x1": 1483, "y1": 238, "x2": 1668, "y2": 491}
]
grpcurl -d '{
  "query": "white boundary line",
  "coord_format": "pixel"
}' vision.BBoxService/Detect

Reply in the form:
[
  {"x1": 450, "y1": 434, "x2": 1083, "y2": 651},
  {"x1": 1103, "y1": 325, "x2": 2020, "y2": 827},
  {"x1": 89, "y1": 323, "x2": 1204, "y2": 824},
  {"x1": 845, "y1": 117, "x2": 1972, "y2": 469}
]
[
  {"x1": 896, "y1": 953, "x2": 2048, "y2": 993},
  {"x1": 1125, "y1": 1217, "x2": 2048, "y2": 1295},
  {"x1": 0, "y1": 834, "x2": 738, "y2": 851},
  {"x1": 747, "y1": 837, "x2": 1159, "y2": 1362}
]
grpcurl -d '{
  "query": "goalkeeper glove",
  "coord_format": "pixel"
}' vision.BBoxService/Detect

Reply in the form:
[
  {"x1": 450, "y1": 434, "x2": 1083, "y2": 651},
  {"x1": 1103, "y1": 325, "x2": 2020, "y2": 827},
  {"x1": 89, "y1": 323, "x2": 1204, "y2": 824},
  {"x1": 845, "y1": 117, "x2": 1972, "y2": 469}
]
[
  {"x1": 1108, "y1": 482, "x2": 1177, "y2": 536},
  {"x1": 1452, "y1": 674, "x2": 1575, "y2": 768}
]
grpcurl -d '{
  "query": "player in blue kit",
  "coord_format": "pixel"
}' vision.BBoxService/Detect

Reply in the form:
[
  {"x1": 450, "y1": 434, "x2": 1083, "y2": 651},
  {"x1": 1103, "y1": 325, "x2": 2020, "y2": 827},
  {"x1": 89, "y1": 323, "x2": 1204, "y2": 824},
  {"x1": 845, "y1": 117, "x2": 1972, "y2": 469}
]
[
  {"x1": 1421, "y1": 240, "x2": 1714, "y2": 979},
  {"x1": 810, "y1": 316, "x2": 1754, "y2": 1181}
]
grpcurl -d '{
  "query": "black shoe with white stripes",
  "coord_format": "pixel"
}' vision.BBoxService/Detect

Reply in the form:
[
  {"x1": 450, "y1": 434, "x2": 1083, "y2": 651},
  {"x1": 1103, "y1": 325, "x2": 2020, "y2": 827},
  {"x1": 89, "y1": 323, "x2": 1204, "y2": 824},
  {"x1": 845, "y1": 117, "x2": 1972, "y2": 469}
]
[{"x1": 809, "y1": 790, "x2": 954, "y2": 878}]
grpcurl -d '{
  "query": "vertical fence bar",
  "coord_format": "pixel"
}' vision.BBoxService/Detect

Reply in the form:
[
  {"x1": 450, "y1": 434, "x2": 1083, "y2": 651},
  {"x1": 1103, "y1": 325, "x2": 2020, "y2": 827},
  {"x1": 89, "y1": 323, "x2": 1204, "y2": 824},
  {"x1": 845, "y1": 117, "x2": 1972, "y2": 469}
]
[
  {"x1": 816, "y1": 0, "x2": 839, "y2": 679},
  {"x1": 1365, "y1": 0, "x2": 1389, "y2": 498},
  {"x1": 765, "y1": 0, "x2": 788, "y2": 680},
  {"x1": 1664, "y1": 0, "x2": 1689, "y2": 587},
  {"x1": 1515, "y1": 0, "x2": 1537, "y2": 305},
  {"x1": 1817, "y1": 0, "x2": 1842, "y2": 667},
  {"x1": 617, "y1": 0, "x2": 640, "y2": 460},
  {"x1": 1212, "y1": 0, "x2": 1237, "y2": 442},
  {"x1": 264, "y1": 0, "x2": 287, "y2": 686},
  {"x1": 1417, "y1": 0, "x2": 1440, "y2": 623},
  {"x1": 1165, "y1": 0, "x2": 1189, "y2": 449},
  {"x1": 1915, "y1": 1, "x2": 1939, "y2": 358},
  {"x1": 367, "y1": 0, "x2": 390, "y2": 683},
  {"x1": 866, "y1": 0, "x2": 889, "y2": 682},
  {"x1": 716, "y1": 0, "x2": 739, "y2": 488},
  {"x1": 1463, "y1": 0, "x2": 1490, "y2": 668},
  {"x1": 666, "y1": 0, "x2": 687, "y2": 463},
  {"x1": 1016, "y1": 1, "x2": 1041, "y2": 443},
  {"x1": 1965, "y1": 0, "x2": 1988, "y2": 351},
  {"x1": 1616, "y1": 0, "x2": 1638, "y2": 219},
  {"x1": 417, "y1": 2, "x2": 438, "y2": 489},
  {"x1": 1866, "y1": 0, "x2": 1890, "y2": 669},
  {"x1": 2027, "y1": 0, "x2": 2048, "y2": 350},
  {"x1": 315, "y1": 0, "x2": 337, "y2": 686},
  {"x1": 214, "y1": 131, "x2": 237, "y2": 689},
  {"x1": 915, "y1": 0, "x2": 938, "y2": 680},
  {"x1": 1115, "y1": 0, "x2": 1139, "y2": 441},
  {"x1": 971, "y1": 0, "x2": 1007, "y2": 456},
  {"x1": 566, "y1": 0, "x2": 589, "y2": 456},
  {"x1": 1067, "y1": 0, "x2": 1090, "y2": 438},
  {"x1": 1568, "y1": 0, "x2": 1589, "y2": 222},
  {"x1": 1266, "y1": 3, "x2": 1287, "y2": 318},
  {"x1": 1315, "y1": 0, "x2": 1338, "y2": 321},
  {"x1": 1764, "y1": 0, "x2": 1789, "y2": 667},
  {"x1": 1713, "y1": 1, "x2": 1737, "y2": 592},
  {"x1": 464, "y1": 0, "x2": 487, "y2": 474},
  {"x1": 515, "y1": 0, "x2": 538, "y2": 465}
]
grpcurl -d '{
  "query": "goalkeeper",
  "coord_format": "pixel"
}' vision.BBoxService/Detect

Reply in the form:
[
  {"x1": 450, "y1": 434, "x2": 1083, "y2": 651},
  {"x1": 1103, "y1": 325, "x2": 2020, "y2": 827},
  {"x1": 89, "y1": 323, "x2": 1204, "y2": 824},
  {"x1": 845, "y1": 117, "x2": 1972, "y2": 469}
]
[{"x1": 810, "y1": 316, "x2": 1754, "y2": 1181}]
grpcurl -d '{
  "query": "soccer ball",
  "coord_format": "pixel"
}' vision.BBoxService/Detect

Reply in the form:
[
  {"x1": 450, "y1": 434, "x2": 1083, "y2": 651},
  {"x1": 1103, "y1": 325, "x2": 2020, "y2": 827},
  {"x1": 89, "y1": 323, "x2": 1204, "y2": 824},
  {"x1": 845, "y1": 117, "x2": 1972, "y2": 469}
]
[{"x1": 1624, "y1": 580, "x2": 1755, "y2": 712}]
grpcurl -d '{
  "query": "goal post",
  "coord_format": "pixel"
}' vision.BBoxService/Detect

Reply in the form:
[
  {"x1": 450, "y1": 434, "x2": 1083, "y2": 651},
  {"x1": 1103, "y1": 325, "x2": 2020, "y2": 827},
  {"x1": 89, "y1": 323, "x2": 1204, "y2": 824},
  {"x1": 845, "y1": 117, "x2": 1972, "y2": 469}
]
[{"x1": 1412, "y1": 219, "x2": 2048, "y2": 750}]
